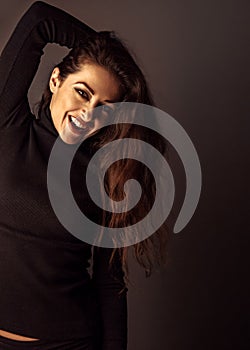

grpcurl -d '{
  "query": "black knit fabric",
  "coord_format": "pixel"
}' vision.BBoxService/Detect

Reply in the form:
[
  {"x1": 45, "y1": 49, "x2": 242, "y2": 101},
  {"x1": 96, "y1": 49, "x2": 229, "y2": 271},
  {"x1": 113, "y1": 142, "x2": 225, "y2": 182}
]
[{"x1": 0, "y1": 2, "x2": 127, "y2": 348}]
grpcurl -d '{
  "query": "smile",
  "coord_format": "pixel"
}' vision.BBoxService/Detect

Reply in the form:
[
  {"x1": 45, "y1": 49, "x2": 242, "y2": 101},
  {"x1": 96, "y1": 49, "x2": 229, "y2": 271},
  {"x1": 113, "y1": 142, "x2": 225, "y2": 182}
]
[{"x1": 69, "y1": 115, "x2": 86, "y2": 130}]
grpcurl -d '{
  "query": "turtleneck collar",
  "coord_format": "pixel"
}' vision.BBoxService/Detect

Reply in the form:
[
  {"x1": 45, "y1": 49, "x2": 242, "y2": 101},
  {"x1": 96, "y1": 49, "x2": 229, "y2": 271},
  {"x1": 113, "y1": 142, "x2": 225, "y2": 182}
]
[{"x1": 37, "y1": 103, "x2": 58, "y2": 138}]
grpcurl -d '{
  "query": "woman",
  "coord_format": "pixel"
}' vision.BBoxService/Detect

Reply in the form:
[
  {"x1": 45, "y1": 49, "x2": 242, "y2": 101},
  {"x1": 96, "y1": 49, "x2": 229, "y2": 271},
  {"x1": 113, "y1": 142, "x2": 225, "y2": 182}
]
[{"x1": 0, "y1": 1, "x2": 167, "y2": 349}]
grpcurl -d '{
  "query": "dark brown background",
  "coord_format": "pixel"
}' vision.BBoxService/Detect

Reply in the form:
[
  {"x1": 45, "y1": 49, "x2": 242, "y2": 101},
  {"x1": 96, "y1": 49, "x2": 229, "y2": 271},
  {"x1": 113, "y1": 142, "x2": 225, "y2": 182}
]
[{"x1": 0, "y1": 1, "x2": 249, "y2": 349}]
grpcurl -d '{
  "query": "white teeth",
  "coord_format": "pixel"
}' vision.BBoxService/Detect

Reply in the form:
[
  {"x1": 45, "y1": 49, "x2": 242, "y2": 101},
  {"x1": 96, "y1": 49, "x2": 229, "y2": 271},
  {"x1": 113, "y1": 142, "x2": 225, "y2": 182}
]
[{"x1": 71, "y1": 116, "x2": 85, "y2": 129}]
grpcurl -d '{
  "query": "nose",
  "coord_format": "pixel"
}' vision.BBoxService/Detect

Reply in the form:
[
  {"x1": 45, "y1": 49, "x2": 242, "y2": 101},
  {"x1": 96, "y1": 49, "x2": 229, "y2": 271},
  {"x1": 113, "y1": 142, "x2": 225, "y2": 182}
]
[
  {"x1": 80, "y1": 99, "x2": 101, "y2": 122},
  {"x1": 80, "y1": 109, "x2": 92, "y2": 122}
]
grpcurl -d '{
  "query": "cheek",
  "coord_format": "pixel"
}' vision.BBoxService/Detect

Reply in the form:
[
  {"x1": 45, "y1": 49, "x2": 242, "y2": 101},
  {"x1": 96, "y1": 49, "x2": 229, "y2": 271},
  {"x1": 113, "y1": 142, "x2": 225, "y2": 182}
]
[
  {"x1": 92, "y1": 113, "x2": 110, "y2": 132},
  {"x1": 52, "y1": 97, "x2": 69, "y2": 118},
  {"x1": 51, "y1": 88, "x2": 84, "y2": 122},
  {"x1": 62, "y1": 94, "x2": 83, "y2": 113}
]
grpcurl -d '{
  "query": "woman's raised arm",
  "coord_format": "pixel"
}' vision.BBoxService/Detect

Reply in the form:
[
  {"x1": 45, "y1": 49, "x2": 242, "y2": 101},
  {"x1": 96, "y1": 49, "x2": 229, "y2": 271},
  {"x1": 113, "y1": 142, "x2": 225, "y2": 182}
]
[{"x1": 0, "y1": 1, "x2": 94, "y2": 128}]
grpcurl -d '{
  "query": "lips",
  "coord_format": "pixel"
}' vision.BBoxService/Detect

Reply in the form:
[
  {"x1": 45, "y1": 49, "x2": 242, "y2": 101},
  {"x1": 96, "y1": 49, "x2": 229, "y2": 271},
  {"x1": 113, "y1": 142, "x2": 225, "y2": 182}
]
[
  {"x1": 63, "y1": 113, "x2": 95, "y2": 144},
  {"x1": 69, "y1": 115, "x2": 87, "y2": 130},
  {"x1": 68, "y1": 115, "x2": 89, "y2": 136}
]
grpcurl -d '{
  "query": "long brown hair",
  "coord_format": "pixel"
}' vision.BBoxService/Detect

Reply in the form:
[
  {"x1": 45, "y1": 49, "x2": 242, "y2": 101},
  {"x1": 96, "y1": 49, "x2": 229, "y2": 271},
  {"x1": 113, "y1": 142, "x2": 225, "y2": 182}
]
[{"x1": 39, "y1": 31, "x2": 169, "y2": 280}]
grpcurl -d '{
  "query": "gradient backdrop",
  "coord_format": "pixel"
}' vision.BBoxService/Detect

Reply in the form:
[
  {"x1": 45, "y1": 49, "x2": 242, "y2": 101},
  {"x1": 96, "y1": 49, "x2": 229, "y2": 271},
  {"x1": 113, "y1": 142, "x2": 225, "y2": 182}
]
[{"x1": 0, "y1": 1, "x2": 249, "y2": 349}]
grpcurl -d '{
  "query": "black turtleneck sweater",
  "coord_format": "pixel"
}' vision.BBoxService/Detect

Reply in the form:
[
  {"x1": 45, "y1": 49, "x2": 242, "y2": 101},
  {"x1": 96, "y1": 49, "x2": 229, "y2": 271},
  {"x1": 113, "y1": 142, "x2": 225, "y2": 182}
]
[{"x1": 0, "y1": 2, "x2": 127, "y2": 349}]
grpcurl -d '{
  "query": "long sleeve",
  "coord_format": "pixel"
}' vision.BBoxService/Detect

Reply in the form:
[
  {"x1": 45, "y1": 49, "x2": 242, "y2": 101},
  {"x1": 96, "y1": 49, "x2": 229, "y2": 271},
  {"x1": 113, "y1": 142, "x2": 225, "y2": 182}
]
[
  {"x1": 92, "y1": 247, "x2": 128, "y2": 350},
  {"x1": 0, "y1": 1, "x2": 95, "y2": 128},
  {"x1": 0, "y1": 1, "x2": 128, "y2": 346}
]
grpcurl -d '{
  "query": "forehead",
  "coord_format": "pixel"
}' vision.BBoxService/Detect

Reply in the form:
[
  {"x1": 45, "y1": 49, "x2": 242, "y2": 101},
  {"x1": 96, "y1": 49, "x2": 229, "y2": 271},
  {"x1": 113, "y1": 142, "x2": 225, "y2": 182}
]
[{"x1": 66, "y1": 62, "x2": 121, "y2": 101}]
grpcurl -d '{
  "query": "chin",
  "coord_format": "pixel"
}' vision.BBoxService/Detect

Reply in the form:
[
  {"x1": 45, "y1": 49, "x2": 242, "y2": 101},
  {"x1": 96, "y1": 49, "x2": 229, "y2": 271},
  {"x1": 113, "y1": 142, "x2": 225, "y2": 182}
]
[
  {"x1": 59, "y1": 124, "x2": 92, "y2": 145},
  {"x1": 59, "y1": 133, "x2": 84, "y2": 145}
]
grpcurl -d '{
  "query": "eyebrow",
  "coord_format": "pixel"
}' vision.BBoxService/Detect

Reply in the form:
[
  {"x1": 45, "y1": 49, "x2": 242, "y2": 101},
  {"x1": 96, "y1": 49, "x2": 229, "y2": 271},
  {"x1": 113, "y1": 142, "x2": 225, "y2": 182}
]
[
  {"x1": 76, "y1": 82, "x2": 95, "y2": 95},
  {"x1": 76, "y1": 82, "x2": 117, "y2": 103}
]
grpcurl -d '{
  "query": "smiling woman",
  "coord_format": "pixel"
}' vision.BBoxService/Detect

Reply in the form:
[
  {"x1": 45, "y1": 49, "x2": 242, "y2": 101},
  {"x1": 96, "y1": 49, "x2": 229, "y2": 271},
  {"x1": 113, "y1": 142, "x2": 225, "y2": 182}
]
[
  {"x1": 0, "y1": 1, "x2": 168, "y2": 349},
  {"x1": 49, "y1": 63, "x2": 121, "y2": 144}
]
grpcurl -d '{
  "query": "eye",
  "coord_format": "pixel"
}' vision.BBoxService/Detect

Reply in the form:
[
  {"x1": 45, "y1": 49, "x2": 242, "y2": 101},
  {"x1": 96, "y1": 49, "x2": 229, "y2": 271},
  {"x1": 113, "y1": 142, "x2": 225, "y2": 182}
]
[
  {"x1": 101, "y1": 104, "x2": 114, "y2": 114},
  {"x1": 75, "y1": 88, "x2": 89, "y2": 100}
]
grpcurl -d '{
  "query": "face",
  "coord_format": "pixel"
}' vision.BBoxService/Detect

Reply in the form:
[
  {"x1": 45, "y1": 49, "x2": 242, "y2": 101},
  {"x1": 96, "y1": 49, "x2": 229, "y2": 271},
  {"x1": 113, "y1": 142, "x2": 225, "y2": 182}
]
[{"x1": 49, "y1": 62, "x2": 121, "y2": 144}]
